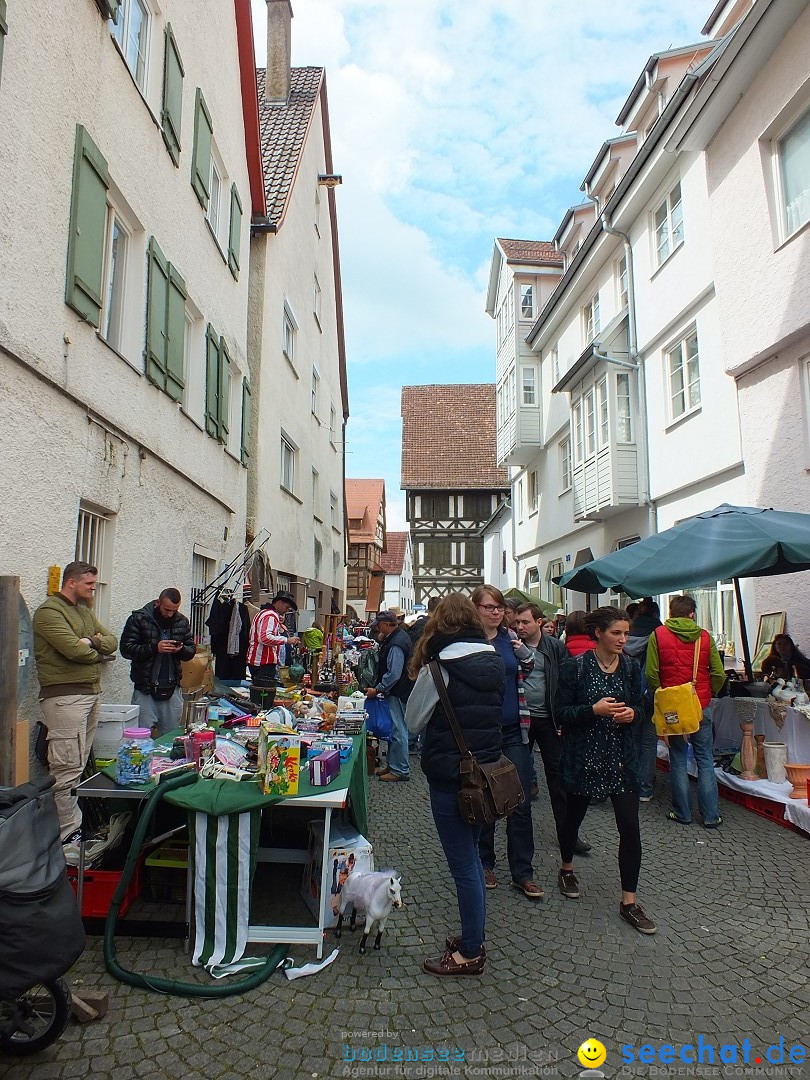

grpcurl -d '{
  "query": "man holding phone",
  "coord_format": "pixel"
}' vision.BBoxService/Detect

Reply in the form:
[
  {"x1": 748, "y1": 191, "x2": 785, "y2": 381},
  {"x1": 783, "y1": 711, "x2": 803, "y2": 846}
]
[{"x1": 120, "y1": 588, "x2": 196, "y2": 735}]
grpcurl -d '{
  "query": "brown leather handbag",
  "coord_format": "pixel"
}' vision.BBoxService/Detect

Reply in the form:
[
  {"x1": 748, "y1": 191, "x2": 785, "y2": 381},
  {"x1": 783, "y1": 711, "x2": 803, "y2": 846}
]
[{"x1": 429, "y1": 661, "x2": 525, "y2": 825}]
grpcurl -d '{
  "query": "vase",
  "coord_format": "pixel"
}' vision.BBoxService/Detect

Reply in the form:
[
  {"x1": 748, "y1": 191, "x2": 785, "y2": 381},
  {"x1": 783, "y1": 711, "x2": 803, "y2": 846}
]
[
  {"x1": 739, "y1": 720, "x2": 758, "y2": 781},
  {"x1": 754, "y1": 734, "x2": 767, "y2": 779},
  {"x1": 783, "y1": 763, "x2": 810, "y2": 799},
  {"x1": 763, "y1": 742, "x2": 788, "y2": 784}
]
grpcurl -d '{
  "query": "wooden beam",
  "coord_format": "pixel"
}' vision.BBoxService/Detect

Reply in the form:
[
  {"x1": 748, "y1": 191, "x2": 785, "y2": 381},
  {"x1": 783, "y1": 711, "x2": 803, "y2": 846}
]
[{"x1": 0, "y1": 576, "x2": 20, "y2": 786}]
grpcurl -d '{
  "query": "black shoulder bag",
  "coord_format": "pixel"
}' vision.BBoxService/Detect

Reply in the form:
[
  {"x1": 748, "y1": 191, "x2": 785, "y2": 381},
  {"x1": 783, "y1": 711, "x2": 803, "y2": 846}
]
[{"x1": 429, "y1": 661, "x2": 525, "y2": 825}]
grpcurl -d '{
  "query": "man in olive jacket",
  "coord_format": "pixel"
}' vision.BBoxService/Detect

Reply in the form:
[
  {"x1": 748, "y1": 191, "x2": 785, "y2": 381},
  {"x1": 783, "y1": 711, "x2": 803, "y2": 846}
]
[
  {"x1": 120, "y1": 588, "x2": 196, "y2": 735},
  {"x1": 33, "y1": 561, "x2": 118, "y2": 841}
]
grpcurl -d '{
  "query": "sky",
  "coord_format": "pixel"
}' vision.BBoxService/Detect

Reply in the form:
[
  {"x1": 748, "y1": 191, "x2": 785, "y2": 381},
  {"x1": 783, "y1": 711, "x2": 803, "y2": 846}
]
[{"x1": 250, "y1": 0, "x2": 712, "y2": 529}]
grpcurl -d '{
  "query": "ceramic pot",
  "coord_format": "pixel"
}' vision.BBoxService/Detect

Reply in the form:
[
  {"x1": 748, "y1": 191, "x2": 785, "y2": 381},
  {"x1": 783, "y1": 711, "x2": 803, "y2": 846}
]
[
  {"x1": 783, "y1": 763, "x2": 810, "y2": 799},
  {"x1": 763, "y1": 742, "x2": 788, "y2": 784}
]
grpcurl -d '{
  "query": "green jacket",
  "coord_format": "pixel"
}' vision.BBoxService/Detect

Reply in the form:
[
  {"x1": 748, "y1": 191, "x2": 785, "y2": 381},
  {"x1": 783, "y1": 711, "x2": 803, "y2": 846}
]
[
  {"x1": 33, "y1": 593, "x2": 118, "y2": 694},
  {"x1": 645, "y1": 617, "x2": 726, "y2": 696}
]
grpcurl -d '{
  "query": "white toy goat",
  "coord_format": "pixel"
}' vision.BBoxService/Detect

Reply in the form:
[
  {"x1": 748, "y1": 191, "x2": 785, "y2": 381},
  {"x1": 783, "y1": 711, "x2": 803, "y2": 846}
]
[{"x1": 335, "y1": 870, "x2": 402, "y2": 953}]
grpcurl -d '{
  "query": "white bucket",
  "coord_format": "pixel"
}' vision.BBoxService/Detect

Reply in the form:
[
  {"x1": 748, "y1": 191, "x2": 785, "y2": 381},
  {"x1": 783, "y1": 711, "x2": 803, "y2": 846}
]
[
  {"x1": 94, "y1": 704, "x2": 140, "y2": 759},
  {"x1": 763, "y1": 742, "x2": 788, "y2": 784}
]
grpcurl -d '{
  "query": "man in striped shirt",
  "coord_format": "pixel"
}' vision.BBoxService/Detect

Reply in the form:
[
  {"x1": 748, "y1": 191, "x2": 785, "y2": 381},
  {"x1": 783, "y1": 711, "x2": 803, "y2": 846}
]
[{"x1": 246, "y1": 590, "x2": 300, "y2": 702}]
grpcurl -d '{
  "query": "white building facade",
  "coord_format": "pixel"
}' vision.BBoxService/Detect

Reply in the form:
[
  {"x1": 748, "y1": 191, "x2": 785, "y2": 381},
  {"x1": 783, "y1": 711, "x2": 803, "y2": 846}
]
[
  {"x1": 381, "y1": 532, "x2": 415, "y2": 615},
  {"x1": 0, "y1": 0, "x2": 257, "y2": 705}
]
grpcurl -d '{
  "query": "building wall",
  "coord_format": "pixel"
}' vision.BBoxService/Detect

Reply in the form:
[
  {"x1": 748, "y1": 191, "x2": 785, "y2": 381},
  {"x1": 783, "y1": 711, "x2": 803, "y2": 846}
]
[
  {"x1": 0, "y1": 1, "x2": 252, "y2": 709},
  {"x1": 249, "y1": 94, "x2": 346, "y2": 617}
]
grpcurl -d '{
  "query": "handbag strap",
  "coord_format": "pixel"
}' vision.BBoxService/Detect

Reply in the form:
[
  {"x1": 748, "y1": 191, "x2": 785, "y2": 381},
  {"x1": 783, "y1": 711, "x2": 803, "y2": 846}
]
[
  {"x1": 691, "y1": 635, "x2": 701, "y2": 687},
  {"x1": 429, "y1": 661, "x2": 475, "y2": 760}
]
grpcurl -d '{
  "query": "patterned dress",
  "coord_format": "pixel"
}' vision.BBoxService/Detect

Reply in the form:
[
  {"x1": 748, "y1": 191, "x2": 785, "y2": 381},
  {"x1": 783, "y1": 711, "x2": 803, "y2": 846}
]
[{"x1": 556, "y1": 651, "x2": 643, "y2": 798}]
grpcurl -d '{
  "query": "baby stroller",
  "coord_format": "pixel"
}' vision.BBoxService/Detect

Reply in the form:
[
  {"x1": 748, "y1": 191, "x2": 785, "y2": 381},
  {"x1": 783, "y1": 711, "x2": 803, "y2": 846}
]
[{"x1": 0, "y1": 776, "x2": 86, "y2": 1056}]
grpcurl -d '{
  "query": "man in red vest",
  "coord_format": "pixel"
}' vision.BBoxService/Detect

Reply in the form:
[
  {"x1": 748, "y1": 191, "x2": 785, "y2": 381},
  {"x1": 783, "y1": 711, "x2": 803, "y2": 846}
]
[{"x1": 645, "y1": 594, "x2": 726, "y2": 828}]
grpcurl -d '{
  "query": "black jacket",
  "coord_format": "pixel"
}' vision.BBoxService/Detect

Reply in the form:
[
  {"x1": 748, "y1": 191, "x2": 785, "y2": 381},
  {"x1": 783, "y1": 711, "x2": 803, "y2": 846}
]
[
  {"x1": 420, "y1": 635, "x2": 505, "y2": 790},
  {"x1": 376, "y1": 626, "x2": 415, "y2": 700},
  {"x1": 120, "y1": 602, "x2": 196, "y2": 692}
]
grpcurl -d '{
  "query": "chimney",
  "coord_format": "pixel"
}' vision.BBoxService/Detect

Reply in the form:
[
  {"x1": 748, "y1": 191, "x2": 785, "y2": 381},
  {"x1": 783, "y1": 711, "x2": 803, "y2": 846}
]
[{"x1": 266, "y1": 0, "x2": 293, "y2": 104}]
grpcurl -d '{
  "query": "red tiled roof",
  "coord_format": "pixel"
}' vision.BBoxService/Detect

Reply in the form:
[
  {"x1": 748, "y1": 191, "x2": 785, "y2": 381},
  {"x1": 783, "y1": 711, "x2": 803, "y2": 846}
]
[
  {"x1": 498, "y1": 238, "x2": 563, "y2": 266},
  {"x1": 401, "y1": 385, "x2": 510, "y2": 490},
  {"x1": 345, "y1": 478, "x2": 386, "y2": 545},
  {"x1": 380, "y1": 532, "x2": 408, "y2": 575},
  {"x1": 257, "y1": 66, "x2": 323, "y2": 226}
]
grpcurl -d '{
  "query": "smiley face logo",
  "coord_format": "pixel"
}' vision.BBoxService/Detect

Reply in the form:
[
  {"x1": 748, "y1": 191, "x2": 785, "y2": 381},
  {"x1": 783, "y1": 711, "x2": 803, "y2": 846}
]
[{"x1": 577, "y1": 1039, "x2": 607, "y2": 1069}]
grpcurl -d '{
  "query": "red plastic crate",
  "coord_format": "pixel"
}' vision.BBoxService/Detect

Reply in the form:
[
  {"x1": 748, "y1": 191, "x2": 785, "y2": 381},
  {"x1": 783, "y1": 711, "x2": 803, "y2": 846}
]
[{"x1": 67, "y1": 858, "x2": 142, "y2": 918}]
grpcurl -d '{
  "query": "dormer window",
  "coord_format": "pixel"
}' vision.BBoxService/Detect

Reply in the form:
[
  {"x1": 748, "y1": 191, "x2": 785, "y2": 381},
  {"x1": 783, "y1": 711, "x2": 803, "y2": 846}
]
[{"x1": 520, "y1": 284, "x2": 534, "y2": 319}]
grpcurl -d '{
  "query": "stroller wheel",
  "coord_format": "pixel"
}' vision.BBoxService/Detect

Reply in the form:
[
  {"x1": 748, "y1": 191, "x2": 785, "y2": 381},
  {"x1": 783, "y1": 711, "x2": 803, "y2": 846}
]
[{"x1": 0, "y1": 977, "x2": 71, "y2": 1056}]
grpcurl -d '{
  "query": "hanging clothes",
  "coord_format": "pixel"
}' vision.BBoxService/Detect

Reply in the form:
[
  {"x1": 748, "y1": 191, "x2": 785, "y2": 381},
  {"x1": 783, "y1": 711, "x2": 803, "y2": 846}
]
[{"x1": 206, "y1": 596, "x2": 250, "y2": 680}]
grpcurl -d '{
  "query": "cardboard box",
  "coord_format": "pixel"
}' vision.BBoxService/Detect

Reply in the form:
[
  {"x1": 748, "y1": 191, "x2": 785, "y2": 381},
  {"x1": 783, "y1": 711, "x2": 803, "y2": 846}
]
[
  {"x1": 309, "y1": 749, "x2": 340, "y2": 786},
  {"x1": 301, "y1": 820, "x2": 373, "y2": 927},
  {"x1": 258, "y1": 725, "x2": 301, "y2": 796}
]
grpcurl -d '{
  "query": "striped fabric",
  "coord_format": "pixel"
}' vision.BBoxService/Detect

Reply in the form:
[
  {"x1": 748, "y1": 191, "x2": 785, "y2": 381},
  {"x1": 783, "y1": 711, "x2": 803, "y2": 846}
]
[
  {"x1": 190, "y1": 810, "x2": 260, "y2": 970},
  {"x1": 246, "y1": 607, "x2": 287, "y2": 667}
]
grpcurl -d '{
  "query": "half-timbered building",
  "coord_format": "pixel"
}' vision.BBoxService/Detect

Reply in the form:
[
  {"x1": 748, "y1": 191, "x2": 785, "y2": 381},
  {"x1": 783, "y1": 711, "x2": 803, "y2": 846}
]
[{"x1": 401, "y1": 385, "x2": 509, "y2": 603}]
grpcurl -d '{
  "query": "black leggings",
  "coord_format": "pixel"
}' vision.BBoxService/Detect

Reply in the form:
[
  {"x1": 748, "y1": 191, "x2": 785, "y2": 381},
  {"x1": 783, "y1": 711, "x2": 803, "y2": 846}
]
[{"x1": 559, "y1": 792, "x2": 641, "y2": 893}]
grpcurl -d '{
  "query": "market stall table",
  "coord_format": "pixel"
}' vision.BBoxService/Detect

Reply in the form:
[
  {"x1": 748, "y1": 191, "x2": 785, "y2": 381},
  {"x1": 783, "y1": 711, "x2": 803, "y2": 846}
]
[
  {"x1": 76, "y1": 728, "x2": 368, "y2": 958},
  {"x1": 709, "y1": 698, "x2": 810, "y2": 762}
]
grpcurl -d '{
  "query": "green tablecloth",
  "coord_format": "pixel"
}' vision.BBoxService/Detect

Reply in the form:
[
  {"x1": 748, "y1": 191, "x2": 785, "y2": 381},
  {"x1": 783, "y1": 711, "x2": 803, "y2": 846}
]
[{"x1": 102, "y1": 728, "x2": 368, "y2": 835}]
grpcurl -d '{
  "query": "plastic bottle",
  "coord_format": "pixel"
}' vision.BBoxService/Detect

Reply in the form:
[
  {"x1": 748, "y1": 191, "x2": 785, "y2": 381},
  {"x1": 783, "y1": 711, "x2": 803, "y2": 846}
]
[{"x1": 116, "y1": 727, "x2": 154, "y2": 785}]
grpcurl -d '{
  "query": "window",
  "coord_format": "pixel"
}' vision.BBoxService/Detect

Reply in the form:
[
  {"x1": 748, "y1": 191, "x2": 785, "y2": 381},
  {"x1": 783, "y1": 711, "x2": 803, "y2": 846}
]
[
  {"x1": 508, "y1": 368, "x2": 516, "y2": 413},
  {"x1": 100, "y1": 209, "x2": 129, "y2": 351},
  {"x1": 597, "y1": 377, "x2": 608, "y2": 448},
  {"x1": 777, "y1": 107, "x2": 810, "y2": 237},
  {"x1": 616, "y1": 253, "x2": 628, "y2": 309},
  {"x1": 520, "y1": 284, "x2": 534, "y2": 319},
  {"x1": 420, "y1": 494, "x2": 449, "y2": 519},
  {"x1": 517, "y1": 479, "x2": 524, "y2": 519},
  {"x1": 240, "y1": 379, "x2": 251, "y2": 466},
  {"x1": 280, "y1": 433, "x2": 297, "y2": 494},
  {"x1": 528, "y1": 469, "x2": 539, "y2": 512},
  {"x1": 204, "y1": 324, "x2": 230, "y2": 441},
  {"x1": 207, "y1": 145, "x2": 224, "y2": 242},
  {"x1": 330, "y1": 404, "x2": 337, "y2": 447},
  {"x1": 522, "y1": 366, "x2": 536, "y2": 406},
  {"x1": 462, "y1": 494, "x2": 492, "y2": 518},
  {"x1": 313, "y1": 275, "x2": 322, "y2": 326},
  {"x1": 160, "y1": 24, "x2": 183, "y2": 165},
  {"x1": 330, "y1": 491, "x2": 339, "y2": 530},
  {"x1": 573, "y1": 400, "x2": 584, "y2": 465},
  {"x1": 546, "y1": 558, "x2": 564, "y2": 609},
  {"x1": 524, "y1": 567, "x2": 540, "y2": 590},
  {"x1": 583, "y1": 292, "x2": 600, "y2": 343},
  {"x1": 112, "y1": 0, "x2": 149, "y2": 92},
  {"x1": 314, "y1": 187, "x2": 321, "y2": 237},
  {"x1": 465, "y1": 540, "x2": 483, "y2": 566},
  {"x1": 616, "y1": 373, "x2": 632, "y2": 442},
  {"x1": 667, "y1": 328, "x2": 701, "y2": 419},
  {"x1": 312, "y1": 468, "x2": 321, "y2": 520},
  {"x1": 146, "y1": 238, "x2": 186, "y2": 402},
  {"x1": 283, "y1": 304, "x2": 297, "y2": 367},
  {"x1": 190, "y1": 552, "x2": 215, "y2": 644},
  {"x1": 654, "y1": 181, "x2": 684, "y2": 266},
  {"x1": 311, "y1": 367, "x2": 320, "y2": 417},
  {"x1": 75, "y1": 502, "x2": 113, "y2": 622},
  {"x1": 551, "y1": 344, "x2": 560, "y2": 384},
  {"x1": 191, "y1": 88, "x2": 213, "y2": 210},
  {"x1": 422, "y1": 540, "x2": 452, "y2": 567},
  {"x1": 584, "y1": 387, "x2": 596, "y2": 457},
  {"x1": 559, "y1": 436, "x2": 572, "y2": 492}
]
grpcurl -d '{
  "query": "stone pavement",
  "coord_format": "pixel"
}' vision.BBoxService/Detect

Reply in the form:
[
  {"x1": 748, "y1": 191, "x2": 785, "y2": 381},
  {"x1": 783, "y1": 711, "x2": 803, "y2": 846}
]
[{"x1": 4, "y1": 761, "x2": 810, "y2": 1080}]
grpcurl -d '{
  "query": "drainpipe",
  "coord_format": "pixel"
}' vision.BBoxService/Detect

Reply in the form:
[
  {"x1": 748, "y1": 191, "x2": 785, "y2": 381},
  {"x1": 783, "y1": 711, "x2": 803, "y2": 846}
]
[{"x1": 601, "y1": 216, "x2": 657, "y2": 544}]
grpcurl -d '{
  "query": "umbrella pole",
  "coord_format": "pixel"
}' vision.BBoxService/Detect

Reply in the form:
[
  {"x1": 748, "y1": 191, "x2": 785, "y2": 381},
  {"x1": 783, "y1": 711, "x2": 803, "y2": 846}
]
[{"x1": 733, "y1": 577, "x2": 753, "y2": 682}]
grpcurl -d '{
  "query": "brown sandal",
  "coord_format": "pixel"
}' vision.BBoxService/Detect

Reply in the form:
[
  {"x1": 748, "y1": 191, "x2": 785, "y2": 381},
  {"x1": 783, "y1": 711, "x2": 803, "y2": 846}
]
[{"x1": 423, "y1": 949, "x2": 485, "y2": 976}]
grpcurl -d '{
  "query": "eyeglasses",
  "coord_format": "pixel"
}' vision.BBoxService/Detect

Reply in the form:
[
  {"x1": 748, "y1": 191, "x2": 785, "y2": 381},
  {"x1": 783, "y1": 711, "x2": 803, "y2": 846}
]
[{"x1": 478, "y1": 604, "x2": 504, "y2": 613}]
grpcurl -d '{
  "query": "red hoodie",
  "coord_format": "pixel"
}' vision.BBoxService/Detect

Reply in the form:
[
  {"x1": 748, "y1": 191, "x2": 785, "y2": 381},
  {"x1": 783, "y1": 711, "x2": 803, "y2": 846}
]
[{"x1": 565, "y1": 634, "x2": 595, "y2": 658}]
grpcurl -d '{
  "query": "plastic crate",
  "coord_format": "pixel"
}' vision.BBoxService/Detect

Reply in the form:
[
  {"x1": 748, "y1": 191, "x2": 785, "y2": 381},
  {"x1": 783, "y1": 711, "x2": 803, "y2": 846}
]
[
  {"x1": 142, "y1": 844, "x2": 188, "y2": 904},
  {"x1": 67, "y1": 858, "x2": 142, "y2": 918}
]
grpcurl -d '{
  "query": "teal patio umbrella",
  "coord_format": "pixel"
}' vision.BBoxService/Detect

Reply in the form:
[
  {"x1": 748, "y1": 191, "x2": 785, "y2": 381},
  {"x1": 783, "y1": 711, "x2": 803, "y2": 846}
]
[{"x1": 556, "y1": 504, "x2": 810, "y2": 680}]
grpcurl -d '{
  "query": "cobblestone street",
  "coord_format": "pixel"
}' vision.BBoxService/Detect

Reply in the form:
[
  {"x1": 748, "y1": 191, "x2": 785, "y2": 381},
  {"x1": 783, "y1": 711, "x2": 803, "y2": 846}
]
[{"x1": 5, "y1": 762, "x2": 810, "y2": 1080}]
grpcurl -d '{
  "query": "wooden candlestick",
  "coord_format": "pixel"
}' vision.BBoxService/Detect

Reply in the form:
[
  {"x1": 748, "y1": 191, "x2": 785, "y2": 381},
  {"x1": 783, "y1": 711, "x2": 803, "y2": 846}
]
[
  {"x1": 754, "y1": 733, "x2": 767, "y2": 779},
  {"x1": 739, "y1": 720, "x2": 758, "y2": 781}
]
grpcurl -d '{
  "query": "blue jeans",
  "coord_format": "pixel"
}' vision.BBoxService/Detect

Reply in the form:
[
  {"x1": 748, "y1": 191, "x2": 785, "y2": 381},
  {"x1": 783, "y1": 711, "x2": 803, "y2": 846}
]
[
  {"x1": 667, "y1": 710, "x2": 719, "y2": 824},
  {"x1": 478, "y1": 725, "x2": 534, "y2": 883},
  {"x1": 385, "y1": 695, "x2": 409, "y2": 778},
  {"x1": 636, "y1": 716, "x2": 658, "y2": 799},
  {"x1": 429, "y1": 785, "x2": 486, "y2": 958}
]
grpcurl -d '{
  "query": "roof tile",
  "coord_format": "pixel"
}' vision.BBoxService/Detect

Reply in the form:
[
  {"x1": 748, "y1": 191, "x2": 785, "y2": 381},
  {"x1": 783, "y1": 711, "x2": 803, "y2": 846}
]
[
  {"x1": 257, "y1": 66, "x2": 323, "y2": 225},
  {"x1": 498, "y1": 238, "x2": 563, "y2": 266},
  {"x1": 380, "y1": 532, "x2": 408, "y2": 574}
]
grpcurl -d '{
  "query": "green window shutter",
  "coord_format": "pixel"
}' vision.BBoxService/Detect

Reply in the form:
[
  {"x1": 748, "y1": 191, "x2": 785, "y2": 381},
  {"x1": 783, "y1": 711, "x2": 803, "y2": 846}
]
[
  {"x1": 240, "y1": 379, "x2": 251, "y2": 466},
  {"x1": 95, "y1": 0, "x2": 120, "y2": 22},
  {"x1": 161, "y1": 25, "x2": 184, "y2": 166},
  {"x1": 191, "y1": 88, "x2": 212, "y2": 209},
  {"x1": 0, "y1": 1, "x2": 8, "y2": 87},
  {"x1": 218, "y1": 338, "x2": 231, "y2": 440},
  {"x1": 145, "y1": 238, "x2": 169, "y2": 389},
  {"x1": 165, "y1": 266, "x2": 187, "y2": 403},
  {"x1": 227, "y1": 185, "x2": 242, "y2": 278},
  {"x1": 205, "y1": 325, "x2": 220, "y2": 437},
  {"x1": 65, "y1": 125, "x2": 109, "y2": 327}
]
